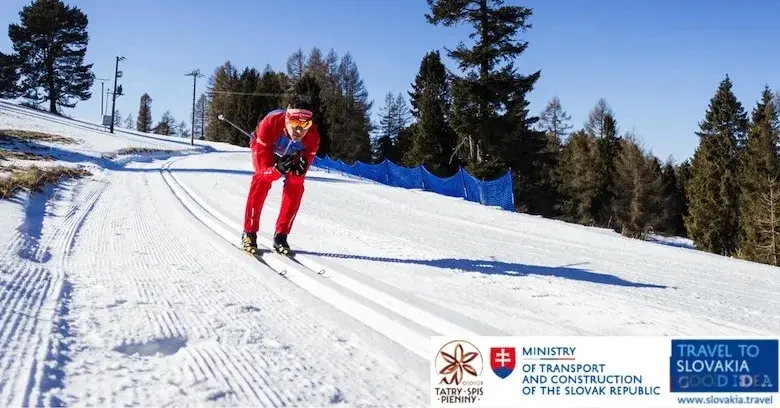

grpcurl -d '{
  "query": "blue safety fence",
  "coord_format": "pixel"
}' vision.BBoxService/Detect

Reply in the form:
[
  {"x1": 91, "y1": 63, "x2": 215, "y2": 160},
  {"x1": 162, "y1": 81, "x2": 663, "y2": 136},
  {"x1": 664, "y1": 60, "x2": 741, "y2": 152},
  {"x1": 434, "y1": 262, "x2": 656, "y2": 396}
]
[{"x1": 311, "y1": 155, "x2": 515, "y2": 211}]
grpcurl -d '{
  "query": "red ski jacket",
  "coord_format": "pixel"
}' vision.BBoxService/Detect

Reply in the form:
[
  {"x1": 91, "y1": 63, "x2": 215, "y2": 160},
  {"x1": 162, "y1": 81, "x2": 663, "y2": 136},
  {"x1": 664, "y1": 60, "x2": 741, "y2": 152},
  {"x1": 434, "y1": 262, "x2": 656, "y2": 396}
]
[{"x1": 249, "y1": 110, "x2": 320, "y2": 183}]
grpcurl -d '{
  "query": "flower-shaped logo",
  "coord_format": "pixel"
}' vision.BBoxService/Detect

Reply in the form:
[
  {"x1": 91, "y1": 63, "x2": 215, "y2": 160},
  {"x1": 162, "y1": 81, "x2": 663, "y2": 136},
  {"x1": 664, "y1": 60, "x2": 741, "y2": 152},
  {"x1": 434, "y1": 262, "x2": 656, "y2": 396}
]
[{"x1": 435, "y1": 340, "x2": 483, "y2": 385}]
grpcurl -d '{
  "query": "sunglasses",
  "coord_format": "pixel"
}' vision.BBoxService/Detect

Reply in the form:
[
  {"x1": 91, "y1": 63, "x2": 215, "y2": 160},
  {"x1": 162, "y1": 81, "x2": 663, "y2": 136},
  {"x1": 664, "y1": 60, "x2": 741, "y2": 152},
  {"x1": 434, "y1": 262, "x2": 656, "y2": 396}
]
[{"x1": 287, "y1": 117, "x2": 312, "y2": 129}]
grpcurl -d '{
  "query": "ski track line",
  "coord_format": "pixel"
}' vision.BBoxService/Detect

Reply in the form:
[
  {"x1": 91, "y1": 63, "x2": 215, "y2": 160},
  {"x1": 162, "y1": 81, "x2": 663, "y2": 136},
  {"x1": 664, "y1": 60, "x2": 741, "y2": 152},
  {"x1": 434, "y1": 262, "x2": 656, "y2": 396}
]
[
  {"x1": 160, "y1": 158, "x2": 472, "y2": 360},
  {"x1": 196, "y1": 155, "x2": 773, "y2": 336},
  {"x1": 57, "y1": 162, "x2": 415, "y2": 406},
  {"x1": 164, "y1": 158, "x2": 493, "y2": 339},
  {"x1": 0, "y1": 173, "x2": 107, "y2": 407},
  {"x1": 291, "y1": 182, "x2": 777, "y2": 333},
  {"x1": 320, "y1": 173, "x2": 778, "y2": 299},
  {"x1": 163, "y1": 157, "x2": 488, "y2": 339}
]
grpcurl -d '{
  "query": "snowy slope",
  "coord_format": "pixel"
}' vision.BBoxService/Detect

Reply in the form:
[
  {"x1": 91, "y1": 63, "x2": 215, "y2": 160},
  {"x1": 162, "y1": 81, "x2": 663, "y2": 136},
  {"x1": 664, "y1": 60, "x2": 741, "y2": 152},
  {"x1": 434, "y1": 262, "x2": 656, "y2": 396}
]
[{"x1": 0, "y1": 101, "x2": 778, "y2": 407}]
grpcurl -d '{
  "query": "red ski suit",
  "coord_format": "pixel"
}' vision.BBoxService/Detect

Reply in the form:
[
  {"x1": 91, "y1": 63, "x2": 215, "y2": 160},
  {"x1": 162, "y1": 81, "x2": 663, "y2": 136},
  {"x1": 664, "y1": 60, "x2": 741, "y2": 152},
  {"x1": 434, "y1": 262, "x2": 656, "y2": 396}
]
[{"x1": 243, "y1": 110, "x2": 320, "y2": 235}]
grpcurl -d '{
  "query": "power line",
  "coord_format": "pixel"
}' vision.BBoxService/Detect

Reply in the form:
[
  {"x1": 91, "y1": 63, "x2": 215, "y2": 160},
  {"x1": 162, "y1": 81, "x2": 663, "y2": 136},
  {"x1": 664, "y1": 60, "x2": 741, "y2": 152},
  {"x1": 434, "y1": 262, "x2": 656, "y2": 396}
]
[{"x1": 205, "y1": 90, "x2": 289, "y2": 97}]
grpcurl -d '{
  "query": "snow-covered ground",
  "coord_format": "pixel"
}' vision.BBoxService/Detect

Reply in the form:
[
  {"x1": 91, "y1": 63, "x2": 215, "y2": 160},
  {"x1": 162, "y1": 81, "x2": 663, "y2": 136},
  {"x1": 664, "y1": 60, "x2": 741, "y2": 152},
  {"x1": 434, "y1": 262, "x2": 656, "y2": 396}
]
[{"x1": 0, "y1": 101, "x2": 778, "y2": 406}]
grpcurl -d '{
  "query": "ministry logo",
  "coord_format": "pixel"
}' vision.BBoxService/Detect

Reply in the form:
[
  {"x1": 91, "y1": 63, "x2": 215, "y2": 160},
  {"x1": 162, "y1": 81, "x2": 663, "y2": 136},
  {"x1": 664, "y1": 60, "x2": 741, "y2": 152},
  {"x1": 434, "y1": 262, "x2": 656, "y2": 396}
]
[{"x1": 490, "y1": 347, "x2": 515, "y2": 379}]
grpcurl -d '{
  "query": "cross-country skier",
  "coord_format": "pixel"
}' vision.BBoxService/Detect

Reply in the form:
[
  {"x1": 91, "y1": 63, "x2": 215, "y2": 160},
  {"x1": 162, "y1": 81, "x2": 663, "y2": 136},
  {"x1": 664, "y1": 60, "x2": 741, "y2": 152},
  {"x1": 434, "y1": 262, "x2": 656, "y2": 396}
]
[{"x1": 241, "y1": 97, "x2": 320, "y2": 255}]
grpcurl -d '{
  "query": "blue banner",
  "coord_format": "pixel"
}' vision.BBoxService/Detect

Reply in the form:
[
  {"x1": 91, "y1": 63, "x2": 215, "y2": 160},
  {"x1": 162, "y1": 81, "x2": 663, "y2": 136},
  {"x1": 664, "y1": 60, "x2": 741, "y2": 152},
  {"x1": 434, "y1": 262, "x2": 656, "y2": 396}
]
[{"x1": 669, "y1": 339, "x2": 778, "y2": 393}]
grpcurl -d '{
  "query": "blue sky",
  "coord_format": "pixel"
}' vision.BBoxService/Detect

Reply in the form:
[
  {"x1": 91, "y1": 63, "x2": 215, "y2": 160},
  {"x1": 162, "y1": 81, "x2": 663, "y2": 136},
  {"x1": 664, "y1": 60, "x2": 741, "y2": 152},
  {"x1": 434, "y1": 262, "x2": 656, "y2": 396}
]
[{"x1": 1, "y1": 0, "x2": 779, "y2": 163}]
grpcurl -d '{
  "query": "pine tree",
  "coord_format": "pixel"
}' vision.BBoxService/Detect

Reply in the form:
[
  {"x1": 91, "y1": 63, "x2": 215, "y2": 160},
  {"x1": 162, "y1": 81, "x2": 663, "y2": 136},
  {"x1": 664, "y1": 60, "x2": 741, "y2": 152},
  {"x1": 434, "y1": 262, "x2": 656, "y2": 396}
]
[
  {"x1": 123, "y1": 113, "x2": 133, "y2": 129},
  {"x1": 405, "y1": 50, "x2": 458, "y2": 175},
  {"x1": 153, "y1": 110, "x2": 176, "y2": 135},
  {"x1": 329, "y1": 53, "x2": 373, "y2": 163},
  {"x1": 205, "y1": 61, "x2": 240, "y2": 144},
  {"x1": 0, "y1": 51, "x2": 21, "y2": 98},
  {"x1": 676, "y1": 159, "x2": 692, "y2": 227},
  {"x1": 660, "y1": 157, "x2": 686, "y2": 236},
  {"x1": 611, "y1": 136, "x2": 665, "y2": 237},
  {"x1": 556, "y1": 130, "x2": 601, "y2": 224},
  {"x1": 537, "y1": 96, "x2": 573, "y2": 140},
  {"x1": 291, "y1": 72, "x2": 329, "y2": 156},
  {"x1": 193, "y1": 93, "x2": 208, "y2": 139},
  {"x1": 8, "y1": 0, "x2": 94, "y2": 113},
  {"x1": 754, "y1": 175, "x2": 780, "y2": 266},
  {"x1": 374, "y1": 92, "x2": 399, "y2": 163},
  {"x1": 685, "y1": 75, "x2": 748, "y2": 256},
  {"x1": 427, "y1": 0, "x2": 545, "y2": 213},
  {"x1": 426, "y1": 0, "x2": 541, "y2": 169},
  {"x1": 136, "y1": 93, "x2": 152, "y2": 132},
  {"x1": 738, "y1": 86, "x2": 780, "y2": 264},
  {"x1": 286, "y1": 49, "x2": 305, "y2": 82}
]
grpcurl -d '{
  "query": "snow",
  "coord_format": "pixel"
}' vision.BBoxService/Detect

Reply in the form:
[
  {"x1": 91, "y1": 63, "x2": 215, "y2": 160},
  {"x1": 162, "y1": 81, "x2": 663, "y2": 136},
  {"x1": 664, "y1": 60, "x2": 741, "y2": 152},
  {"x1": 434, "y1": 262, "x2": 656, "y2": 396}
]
[{"x1": 0, "y1": 101, "x2": 778, "y2": 406}]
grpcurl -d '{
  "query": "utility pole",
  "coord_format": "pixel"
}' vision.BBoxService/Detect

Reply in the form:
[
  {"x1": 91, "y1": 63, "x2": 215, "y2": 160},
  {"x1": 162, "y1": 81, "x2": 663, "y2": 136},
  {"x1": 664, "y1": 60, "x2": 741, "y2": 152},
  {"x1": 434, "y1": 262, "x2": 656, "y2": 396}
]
[
  {"x1": 96, "y1": 78, "x2": 110, "y2": 118},
  {"x1": 185, "y1": 69, "x2": 204, "y2": 146},
  {"x1": 110, "y1": 56, "x2": 125, "y2": 134}
]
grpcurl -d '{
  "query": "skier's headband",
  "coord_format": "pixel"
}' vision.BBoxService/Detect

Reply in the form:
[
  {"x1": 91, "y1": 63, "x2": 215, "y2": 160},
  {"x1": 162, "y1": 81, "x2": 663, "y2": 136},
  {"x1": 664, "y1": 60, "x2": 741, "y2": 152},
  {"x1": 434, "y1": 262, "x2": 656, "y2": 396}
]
[{"x1": 286, "y1": 108, "x2": 313, "y2": 129}]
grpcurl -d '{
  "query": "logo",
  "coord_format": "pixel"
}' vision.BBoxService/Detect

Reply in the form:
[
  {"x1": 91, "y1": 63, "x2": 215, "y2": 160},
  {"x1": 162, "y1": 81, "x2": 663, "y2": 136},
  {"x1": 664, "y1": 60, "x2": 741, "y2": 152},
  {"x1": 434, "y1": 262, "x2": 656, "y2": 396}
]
[
  {"x1": 490, "y1": 347, "x2": 515, "y2": 379},
  {"x1": 273, "y1": 134, "x2": 304, "y2": 157},
  {"x1": 435, "y1": 340, "x2": 484, "y2": 385}
]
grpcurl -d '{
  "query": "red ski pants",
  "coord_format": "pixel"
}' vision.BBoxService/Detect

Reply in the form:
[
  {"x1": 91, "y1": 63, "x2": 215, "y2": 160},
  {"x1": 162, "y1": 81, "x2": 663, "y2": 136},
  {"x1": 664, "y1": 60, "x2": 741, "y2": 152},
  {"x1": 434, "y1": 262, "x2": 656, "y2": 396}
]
[{"x1": 243, "y1": 153, "x2": 305, "y2": 235}]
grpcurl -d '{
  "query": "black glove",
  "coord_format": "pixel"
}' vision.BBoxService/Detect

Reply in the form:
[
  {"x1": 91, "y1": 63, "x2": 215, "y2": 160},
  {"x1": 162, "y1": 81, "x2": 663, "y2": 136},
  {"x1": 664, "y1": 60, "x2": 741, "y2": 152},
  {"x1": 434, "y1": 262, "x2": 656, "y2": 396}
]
[
  {"x1": 291, "y1": 155, "x2": 308, "y2": 176},
  {"x1": 275, "y1": 154, "x2": 293, "y2": 174}
]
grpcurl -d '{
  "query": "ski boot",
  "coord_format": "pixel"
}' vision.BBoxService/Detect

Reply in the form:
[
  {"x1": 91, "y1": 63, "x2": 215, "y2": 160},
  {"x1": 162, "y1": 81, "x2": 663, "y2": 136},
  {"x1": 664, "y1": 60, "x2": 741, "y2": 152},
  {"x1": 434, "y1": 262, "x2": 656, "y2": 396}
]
[
  {"x1": 273, "y1": 232, "x2": 292, "y2": 256},
  {"x1": 242, "y1": 232, "x2": 258, "y2": 254}
]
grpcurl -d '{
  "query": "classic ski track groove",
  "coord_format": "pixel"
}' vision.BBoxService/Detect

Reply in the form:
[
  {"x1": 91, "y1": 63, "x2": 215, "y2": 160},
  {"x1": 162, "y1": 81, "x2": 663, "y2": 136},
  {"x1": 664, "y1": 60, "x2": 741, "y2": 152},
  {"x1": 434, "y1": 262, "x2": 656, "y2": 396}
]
[
  {"x1": 200, "y1": 154, "x2": 771, "y2": 336},
  {"x1": 53, "y1": 162, "x2": 425, "y2": 406},
  {"x1": 291, "y1": 168, "x2": 777, "y2": 334},
  {"x1": 159, "y1": 156, "x2": 482, "y2": 359},
  {"x1": 318, "y1": 168, "x2": 778, "y2": 299},
  {"x1": 0, "y1": 174, "x2": 107, "y2": 407}
]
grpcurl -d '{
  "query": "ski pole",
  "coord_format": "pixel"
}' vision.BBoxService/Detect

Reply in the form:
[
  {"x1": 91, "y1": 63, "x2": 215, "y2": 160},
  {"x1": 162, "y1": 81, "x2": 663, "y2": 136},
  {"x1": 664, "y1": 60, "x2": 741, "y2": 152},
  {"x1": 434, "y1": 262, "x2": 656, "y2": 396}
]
[{"x1": 217, "y1": 114, "x2": 252, "y2": 139}]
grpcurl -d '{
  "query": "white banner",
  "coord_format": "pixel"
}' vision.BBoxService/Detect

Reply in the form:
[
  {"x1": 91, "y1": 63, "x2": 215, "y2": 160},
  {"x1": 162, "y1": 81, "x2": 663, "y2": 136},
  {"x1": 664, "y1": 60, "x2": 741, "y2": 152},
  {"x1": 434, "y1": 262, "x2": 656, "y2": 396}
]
[{"x1": 430, "y1": 336, "x2": 778, "y2": 407}]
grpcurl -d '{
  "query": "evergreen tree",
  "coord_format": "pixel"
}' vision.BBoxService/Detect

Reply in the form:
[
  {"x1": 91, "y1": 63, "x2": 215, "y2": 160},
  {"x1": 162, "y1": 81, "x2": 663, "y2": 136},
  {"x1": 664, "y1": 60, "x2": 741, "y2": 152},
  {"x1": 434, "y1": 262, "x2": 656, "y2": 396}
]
[
  {"x1": 556, "y1": 130, "x2": 601, "y2": 224},
  {"x1": 286, "y1": 49, "x2": 305, "y2": 82},
  {"x1": 660, "y1": 157, "x2": 687, "y2": 236},
  {"x1": 290, "y1": 72, "x2": 330, "y2": 156},
  {"x1": 537, "y1": 96, "x2": 573, "y2": 140},
  {"x1": 611, "y1": 136, "x2": 664, "y2": 237},
  {"x1": 136, "y1": 93, "x2": 152, "y2": 132},
  {"x1": 193, "y1": 93, "x2": 208, "y2": 139},
  {"x1": 123, "y1": 113, "x2": 133, "y2": 129},
  {"x1": 594, "y1": 112, "x2": 621, "y2": 226},
  {"x1": 8, "y1": 0, "x2": 94, "y2": 113},
  {"x1": 205, "y1": 61, "x2": 241, "y2": 144},
  {"x1": 427, "y1": 0, "x2": 546, "y2": 213},
  {"x1": 0, "y1": 51, "x2": 21, "y2": 98},
  {"x1": 685, "y1": 75, "x2": 748, "y2": 256},
  {"x1": 153, "y1": 110, "x2": 176, "y2": 135},
  {"x1": 676, "y1": 159, "x2": 692, "y2": 227},
  {"x1": 371, "y1": 92, "x2": 411, "y2": 163},
  {"x1": 535, "y1": 96, "x2": 572, "y2": 216},
  {"x1": 426, "y1": 0, "x2": 541, "y2": 168},
  {"x1": 738, "y1": 86, "x2": 780, "y2": 264},
  {"x1": 404, "y1": 50, "x2": 458, "y2": 175},
  {"x1": 176, "y1": 120, "x2": 190, "y2": 138},
  {"x1": 329, "y1": 53, "x2": 373, "y2": 163}
]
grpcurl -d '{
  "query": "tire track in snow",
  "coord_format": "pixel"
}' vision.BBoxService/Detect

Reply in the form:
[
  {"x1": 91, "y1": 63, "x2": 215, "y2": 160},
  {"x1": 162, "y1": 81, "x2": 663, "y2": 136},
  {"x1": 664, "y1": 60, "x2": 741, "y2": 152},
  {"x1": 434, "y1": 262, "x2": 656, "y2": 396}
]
[
  {"x1": 0, "y1": 174, "x2": 107, "y2": 407},
  {"x1": 53, "y1": 160, "x2": 427, "y2": 407}
]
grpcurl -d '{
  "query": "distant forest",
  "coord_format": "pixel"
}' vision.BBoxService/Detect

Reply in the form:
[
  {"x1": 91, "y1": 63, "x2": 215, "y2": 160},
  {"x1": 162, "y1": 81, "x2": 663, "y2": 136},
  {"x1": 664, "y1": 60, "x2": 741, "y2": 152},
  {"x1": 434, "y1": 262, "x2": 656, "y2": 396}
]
[{"x1": 1, "y1": 0, "x2": 778, "y2": 266}]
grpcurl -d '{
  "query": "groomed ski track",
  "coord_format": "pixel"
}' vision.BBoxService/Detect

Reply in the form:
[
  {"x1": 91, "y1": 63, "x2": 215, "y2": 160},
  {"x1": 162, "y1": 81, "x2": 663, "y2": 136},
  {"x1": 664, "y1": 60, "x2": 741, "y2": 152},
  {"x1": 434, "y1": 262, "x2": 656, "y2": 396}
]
[
  {"x1": 159, "y1": 154, "x2": 499, "y2": 360},
  {"x1": 2, "y1": 101, "x2": 779, "y2": 407}
]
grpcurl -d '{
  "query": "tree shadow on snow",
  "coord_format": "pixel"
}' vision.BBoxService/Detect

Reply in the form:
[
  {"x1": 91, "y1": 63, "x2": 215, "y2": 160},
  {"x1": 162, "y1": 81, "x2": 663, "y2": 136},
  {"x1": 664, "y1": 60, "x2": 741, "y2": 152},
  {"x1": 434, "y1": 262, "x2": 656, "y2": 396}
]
[{"x1": 296, "y1": 251, "x2": 672, "y2": 289}]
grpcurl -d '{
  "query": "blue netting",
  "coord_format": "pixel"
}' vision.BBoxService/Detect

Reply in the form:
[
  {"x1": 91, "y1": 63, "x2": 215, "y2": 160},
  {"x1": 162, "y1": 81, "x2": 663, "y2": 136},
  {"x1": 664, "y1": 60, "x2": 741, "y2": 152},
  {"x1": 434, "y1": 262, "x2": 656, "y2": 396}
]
[{"x1": 311, "y1": 155, "x2": 515, "y2": 211}]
